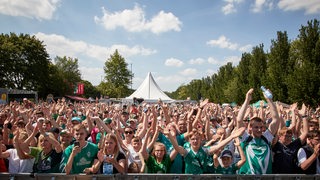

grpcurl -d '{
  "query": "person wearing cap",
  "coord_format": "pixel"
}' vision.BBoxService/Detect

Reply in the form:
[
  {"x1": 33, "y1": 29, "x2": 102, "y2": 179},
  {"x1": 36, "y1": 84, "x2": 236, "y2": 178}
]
[
  {"x1": 94, "y1": 118, "x2": 113, "y2": 145},
  {"x1": 49, "y1": 127, "x2": 60, "y2": 140},
  {"x1": 127, "y1": 118, "x2": 137, "y2": 130},
  {"x1": 213, "y1": 137, "x2": 246, "y2": 174},
  {"x1": 59, "y1": 129, "x2": 73, "y2": 151}
]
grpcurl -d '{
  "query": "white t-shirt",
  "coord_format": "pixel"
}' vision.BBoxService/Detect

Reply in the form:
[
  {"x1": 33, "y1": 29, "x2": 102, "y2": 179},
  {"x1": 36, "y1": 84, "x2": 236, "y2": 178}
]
[
  {"x1": 7, "y1": 148, "x2": 35, "y2": 173},
  {"x1": 127, "y1": 145, "x2": 142, "y2": 169}
]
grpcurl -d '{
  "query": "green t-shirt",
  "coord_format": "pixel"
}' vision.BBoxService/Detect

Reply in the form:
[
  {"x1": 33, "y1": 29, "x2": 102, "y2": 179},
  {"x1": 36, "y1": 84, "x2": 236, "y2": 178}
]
[
  {"x1": 146, "y1": 154, "x2": 172, "y2": 173},
  {"x1": 215, "y1": 163, "x2": 238, "y2": 174},
  {"x1": 238, "y1": 131, "x2": 273, "y2": 174},
  {"x1": 184, "y1": 146, "x2": 209, "y2": 174},
  {"x1": 60, "y1": 142, "x2": 98, "y2": 174},
  {"x1": 29, "y1": 147, "x2": 62, "y2": 173}
]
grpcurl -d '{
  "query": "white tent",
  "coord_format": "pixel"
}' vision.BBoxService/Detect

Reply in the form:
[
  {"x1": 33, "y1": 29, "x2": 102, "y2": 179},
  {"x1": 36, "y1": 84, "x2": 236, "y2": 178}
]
[{"x1": 125, "y1": 72, "x2": 174, "y2": 102}]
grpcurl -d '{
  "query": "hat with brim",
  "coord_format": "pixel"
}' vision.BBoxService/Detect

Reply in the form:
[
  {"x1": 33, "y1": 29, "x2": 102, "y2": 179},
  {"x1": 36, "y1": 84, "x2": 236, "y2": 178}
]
[
  {"x1": 127, "y1": 119, "x2": 136, "y2": 124},
  {"x1": 103, "y1": 118, "x2": 112, "y2": 124},
  {"x1": 71, "y1": 117, "x2": 81, "y2": 123},
  {"x1": 17, "y1": 120, "x2": 26, "y2": 125},
  {"x1": 50, "y1": 127, "x2": 60, "y2": 134},
  {"x1": 60, "y1": 129, "x2": 71, "y2": 136},
  {"x1": 220, "y1": 149, "x2": 233, "y2": 158}
]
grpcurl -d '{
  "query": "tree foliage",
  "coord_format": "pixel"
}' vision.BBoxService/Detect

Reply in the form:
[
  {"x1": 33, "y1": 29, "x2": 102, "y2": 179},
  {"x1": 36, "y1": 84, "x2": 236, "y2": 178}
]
[
  {"x1": 0, "y1": 33, "x2": 50, "y2": 97},
  {"x1": 99, "y1": 50, "x2": 132, "y2": 98},
  {"x1": 171, "y1": 19, "x2": 320, "y2": 107},
  {"x1": 53, "y1": 56, "x2": 82, "y2": 95}
]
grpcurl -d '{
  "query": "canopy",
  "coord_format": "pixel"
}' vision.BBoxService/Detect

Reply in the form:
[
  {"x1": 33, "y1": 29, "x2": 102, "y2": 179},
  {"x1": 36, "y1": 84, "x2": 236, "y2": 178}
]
[
  {"x1": 65, "y1": 95, "x2": 88, "y2": 101},
  {"x1": 125, "y1": 72, "x2": 174, "y2": 103}
]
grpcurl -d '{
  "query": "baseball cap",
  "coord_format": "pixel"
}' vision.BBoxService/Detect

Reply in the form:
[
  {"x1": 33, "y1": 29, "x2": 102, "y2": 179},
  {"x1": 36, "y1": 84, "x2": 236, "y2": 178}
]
[
  {"x1": 71, "y1": 117, "x2": 81, "y2": 123},
  {"x1": 103, "y1": 118, "x2": 112, "y2": 124},
  {"x1": 220, "y1": 149, "x2": 233, "y2": 158},
  {"x1": 49, "y1": 127, "x2": 60, "y2": 134}
]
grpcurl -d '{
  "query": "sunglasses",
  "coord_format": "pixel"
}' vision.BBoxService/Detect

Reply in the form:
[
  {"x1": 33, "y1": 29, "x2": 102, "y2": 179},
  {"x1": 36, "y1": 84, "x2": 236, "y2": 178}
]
[{"x1": 125, "y1": 131, "x2": 133, "y2": 134}]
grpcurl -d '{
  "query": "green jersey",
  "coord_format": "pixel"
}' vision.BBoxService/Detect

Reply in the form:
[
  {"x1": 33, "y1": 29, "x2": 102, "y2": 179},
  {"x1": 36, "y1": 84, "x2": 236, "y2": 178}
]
[
  {"x1": 29, "y1": 147, "x2": 62, "y2": 173},
  {"x1": 60, "y1": 142, "x2": 98, "y2": 174},
  {"x1": 184, "y1": 146, "x2": 209, "y2": 174},
  {"x1": 146, "y1": 154, "x2": 172, "y2": 173},
  {"x1": 238, "y1": 131, "x2": 273, "y2": 174},
  {"x1": 215, "y1": 163, "x2": 238, "y2": 174}
]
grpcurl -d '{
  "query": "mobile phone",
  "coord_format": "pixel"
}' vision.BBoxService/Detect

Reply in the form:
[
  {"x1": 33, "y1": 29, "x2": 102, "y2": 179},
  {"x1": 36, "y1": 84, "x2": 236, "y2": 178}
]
[{"x1": 74, "y1": 141, "x2": 80, "y2": 147}]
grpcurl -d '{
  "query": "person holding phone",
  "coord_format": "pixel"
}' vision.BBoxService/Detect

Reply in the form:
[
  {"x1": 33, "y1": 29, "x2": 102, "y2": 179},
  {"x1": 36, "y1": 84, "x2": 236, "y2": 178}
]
[
  {"x1": 59, "y1": 124, "x2": 99, "y2": 174},
  {"x1": 84, "y1": 133, "x2": 126, "y2": 174}
]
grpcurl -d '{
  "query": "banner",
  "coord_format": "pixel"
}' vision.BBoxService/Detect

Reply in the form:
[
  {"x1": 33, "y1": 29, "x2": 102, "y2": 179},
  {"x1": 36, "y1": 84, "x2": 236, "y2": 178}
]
[
  {"x1": 77, "y1": 83, "x2": 84, "y2": 95},
  {"x1": 74, "y1": 83, "x2": 84, "y2": 95}
]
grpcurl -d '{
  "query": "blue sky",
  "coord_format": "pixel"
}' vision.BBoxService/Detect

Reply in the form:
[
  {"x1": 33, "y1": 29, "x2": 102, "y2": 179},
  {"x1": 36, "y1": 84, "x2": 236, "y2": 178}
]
[{"x1": 1, "y1": 0, "x2": 319, "y2": 92}]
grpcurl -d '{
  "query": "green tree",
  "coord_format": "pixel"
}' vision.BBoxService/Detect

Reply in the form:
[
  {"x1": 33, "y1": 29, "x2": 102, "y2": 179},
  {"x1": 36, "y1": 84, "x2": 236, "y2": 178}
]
[
  {"x1": 234, "y1": 53, "x2": 252, "y2": 103},
  {"x1": 0, "y1": 32, "x2": 50, "y2": 97},
  {"x1": 248, "y1": 44, "x2": 267, "y2": 101},
  {"x1": 101, "y1": 50, "x2": 132, "y2": 98},
  {"x1": 81, "y1": 80, "x2": 100, "y2": 98},
  {"x1": 287, "y1": 19, "x2": 320, "y2": 106},
  {"x1": 54, "y1": 56, "x2": 82, "y2": 95},
  {"x1": 266, "y1": 31, "x2": 291, "y2": 102}
]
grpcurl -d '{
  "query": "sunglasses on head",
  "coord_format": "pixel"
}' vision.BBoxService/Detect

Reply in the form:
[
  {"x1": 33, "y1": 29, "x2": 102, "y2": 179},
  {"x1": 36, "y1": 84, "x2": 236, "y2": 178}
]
[{"x1": 125, "y1": 131, "x2": 133, "y2": 134}]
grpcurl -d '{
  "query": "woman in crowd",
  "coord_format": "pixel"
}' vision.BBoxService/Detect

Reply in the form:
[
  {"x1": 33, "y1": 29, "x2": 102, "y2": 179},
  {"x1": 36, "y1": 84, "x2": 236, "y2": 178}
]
[
  {"x1": 19, "y1": 122, "x2": 62, "y2": 173},
  {"x1": 84, "y1": 133, "x2": 126, "y2": 174}
]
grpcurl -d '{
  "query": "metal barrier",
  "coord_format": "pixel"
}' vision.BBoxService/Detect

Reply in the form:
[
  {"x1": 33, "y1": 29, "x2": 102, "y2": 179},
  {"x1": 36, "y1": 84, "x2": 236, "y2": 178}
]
[{"x1": 1, "y1": 173, "x2": 320, "y2": 180}]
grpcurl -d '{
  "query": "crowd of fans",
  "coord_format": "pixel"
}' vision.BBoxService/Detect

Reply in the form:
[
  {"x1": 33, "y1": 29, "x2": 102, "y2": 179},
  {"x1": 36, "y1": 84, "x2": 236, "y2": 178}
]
[{"x1": 0, "y1": 88, "x2": 319, "y2": 175}]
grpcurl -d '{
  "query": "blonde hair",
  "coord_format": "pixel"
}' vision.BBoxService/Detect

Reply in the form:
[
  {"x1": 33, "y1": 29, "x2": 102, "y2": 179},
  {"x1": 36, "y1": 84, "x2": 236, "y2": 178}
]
[
  {"x1": 104, "y1": 133, "x2": 120, "y2": 159},
  {"x1": 38, "y1": 132, "x2": 55, "y2": 149},
  {"x1": 151, "y1": 142, "x2": 167, "y2": 157}
]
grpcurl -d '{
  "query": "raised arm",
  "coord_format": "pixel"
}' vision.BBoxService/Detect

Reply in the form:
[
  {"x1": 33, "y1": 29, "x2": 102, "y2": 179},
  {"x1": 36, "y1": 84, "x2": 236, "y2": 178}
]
[
  {"x1": 298, "y1": 104, "x2": 309, "y2": 144},
  {"x1": 265, "y1": 91, "x2": 281, "y2": 136},
  {"x1": 236, "y1": 88, "x2": 254, "y2": 129},
  {"x1": 139, "y1": 127, "x2": 153, "y2": 161},
  {"x1": 137, "y1": 112, "x2": 148, "y2": 139},
  {"x1": 208, "y1": 127, "x2": 245, "y2": 155},
  {"x1": 234, "y1": 137, "x2": 246, "y2": 168},
  {"x1": 165, "y1": 128, "x2": 187, "y2": 156}
]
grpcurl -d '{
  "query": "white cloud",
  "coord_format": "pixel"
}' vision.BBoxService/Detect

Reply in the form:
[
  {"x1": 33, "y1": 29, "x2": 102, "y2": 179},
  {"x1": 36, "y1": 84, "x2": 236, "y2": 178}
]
[
  {"x1": 224, "y1": 56, "x2": 241, "y2": 65},
  {"x1": 208, "y1": 56, "x2": 241, "y2": 66},
  {"x1": 222, "y1": 0, "x2": 244, "y2": 15},
  {"x1": 0, "y1": 0, "x2": 60, "y2": 20},
  {"x1": 179, "y1": 68, "x2": 197, "y2": 76},
  {"x1": 239, "y1": 44, "x2": 253, "y2": 52},
  {"x1": 208, "y1": 57, "x2": 221, "y2": 65},
  {"x1": 278, "y1": 0, "x2": 320, "y2": 14},
  {"x1": 207, "y1": 35, "x2": 238, "y2": 50},
  {"x1": 189, "y1": 58, "x2": 205, "y2": 65},
  {"x1": 34, "y1": 32, "x2": 156, "y2": 62},
  {"x1": 79, "y1": 67, "x2": 104, "y2": 86},
  {"x1": 164, "y1": 58, "x2": 184, "y2": 67},
  {"x1": 251, "y1": 0, "x2": 274, "y2": 13},
  {"x1": 94, "y1": 4, "x2": 182, "y2": 34},
  {"x1": 207, "y1": 35, "x2": 252, "y2": 52},
  {"x1": 222, "y1": 3, "x2": 237, "y2": 15}
]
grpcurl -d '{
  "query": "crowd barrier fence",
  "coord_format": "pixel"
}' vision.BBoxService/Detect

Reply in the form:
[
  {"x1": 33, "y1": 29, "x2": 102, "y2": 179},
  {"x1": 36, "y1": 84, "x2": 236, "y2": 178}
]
[{"x1": 1, "y1": 173, "x2": 320, "y2": 180}]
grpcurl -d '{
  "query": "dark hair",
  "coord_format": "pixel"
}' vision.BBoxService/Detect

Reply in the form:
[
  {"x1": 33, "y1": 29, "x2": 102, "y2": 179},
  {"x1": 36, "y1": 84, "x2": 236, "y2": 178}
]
[{"x1": 249, "y1": 117, "x2": 263, "y2": 126}]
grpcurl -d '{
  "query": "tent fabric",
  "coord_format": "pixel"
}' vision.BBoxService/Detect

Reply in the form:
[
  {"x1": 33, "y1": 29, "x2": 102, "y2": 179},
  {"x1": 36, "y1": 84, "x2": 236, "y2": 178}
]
[
  {"x1": 126, "y1": 72, "x2": 173, "y2": 102},
  {"x1": 65, "y1": 95, "x2": 88, "y2": 101}
]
